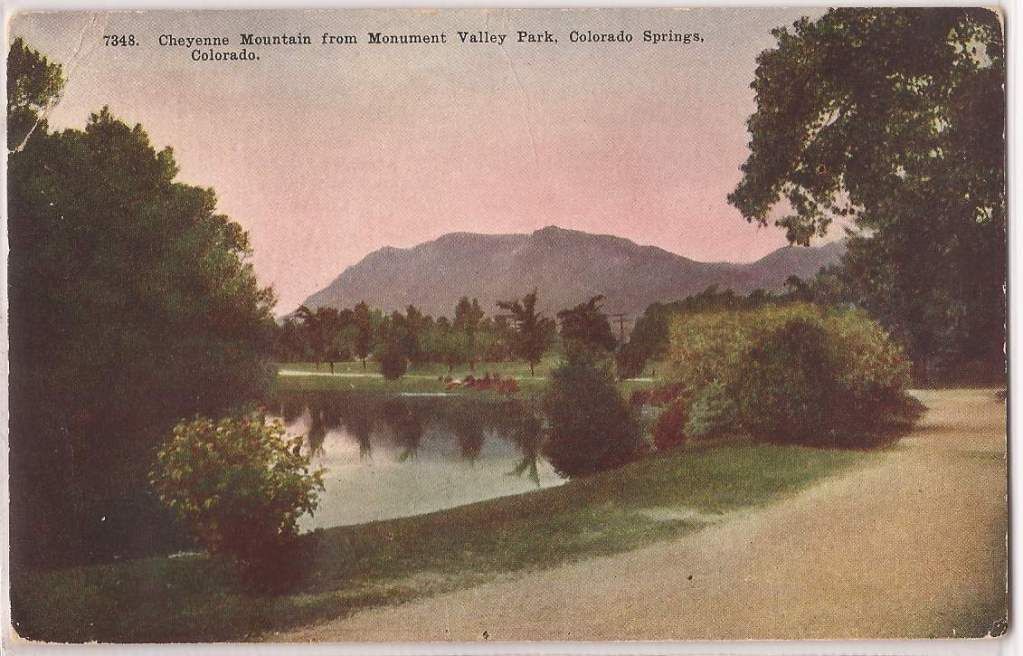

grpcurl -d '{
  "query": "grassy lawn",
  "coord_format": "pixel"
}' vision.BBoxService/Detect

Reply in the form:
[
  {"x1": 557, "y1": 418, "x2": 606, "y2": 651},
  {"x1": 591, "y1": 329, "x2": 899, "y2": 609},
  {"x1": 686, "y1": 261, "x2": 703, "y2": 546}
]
[
  {"x1": 272, "y1": 358, "x2": 661, "y2": 398},
  {"x1": 12, "y1": 440, "x2": 876, "y2": 643},
  {"x1": 276, "y1": 358, "x2": 563, "y2": 378}
]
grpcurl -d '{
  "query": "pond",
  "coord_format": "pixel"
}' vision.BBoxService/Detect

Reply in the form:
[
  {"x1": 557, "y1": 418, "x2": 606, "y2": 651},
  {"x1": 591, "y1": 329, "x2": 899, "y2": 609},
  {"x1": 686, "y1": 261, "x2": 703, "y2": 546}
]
[{"x1": 270, "y1": 392, "x2": 566, "y2": 530}]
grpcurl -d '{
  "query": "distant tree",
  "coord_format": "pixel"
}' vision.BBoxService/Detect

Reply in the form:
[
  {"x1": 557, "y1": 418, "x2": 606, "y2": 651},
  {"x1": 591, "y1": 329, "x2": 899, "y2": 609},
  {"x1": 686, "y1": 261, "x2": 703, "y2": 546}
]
[
  {"x1": 271, "y1": 317, "x2": 309, "y2": 362},
  {"x1": 295, "y1": 305, "x2": 345, "y2": 372},
  {"x1": 352, "y1": 301, "x2": 374, "y2": 370},
  {"x1": 454, "y1": 296, "x2": 485, "y2": 370},
  {"x1": 401, "y1": 305, "x2": 428, "y2": 365},
  {"x1": 557, "y1": 295, "x2": 617, "y2": 356},
  {"x1": 378, "y1": 342, "x2": 408, "y2": 380},
  {"x1": 496, "y1": 290, "x2": 556, "y2": 376},
  {"x1": 454, "y1": 296, "x2": 485, "y2": 333},
  {"x1": 488, "y1": 315, "x2": 517, "y2": 361},
  {"x1": 729, "y1": 8, "x2": 1005, "y2": 378},
  {"x1": 436, "y1": 325, "x2": 472, "y2": 373}
]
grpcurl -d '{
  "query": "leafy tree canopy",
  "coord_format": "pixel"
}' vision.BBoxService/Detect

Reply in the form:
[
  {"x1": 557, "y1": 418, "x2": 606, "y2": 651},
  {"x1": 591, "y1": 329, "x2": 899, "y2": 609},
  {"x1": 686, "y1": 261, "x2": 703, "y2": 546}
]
[
  {"x1": 497, "y1": 290, "x2": 556, "y2": 376},
  {"x1": 9, "y1": 100, "x2": 276, "y2": 563},
  {"x1": 730, "y1": 8, "x2": 1005, "y2": 374},
  {"x1": 7, "y1": 36, "x2": 64, "y2": 150}
]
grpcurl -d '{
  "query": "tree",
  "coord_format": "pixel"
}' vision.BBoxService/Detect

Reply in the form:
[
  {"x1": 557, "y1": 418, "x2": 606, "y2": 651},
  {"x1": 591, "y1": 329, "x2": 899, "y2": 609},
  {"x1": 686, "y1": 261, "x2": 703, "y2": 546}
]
[
  {"x1": 378, "y1": 343, "x2": 409, "y2": 380},
  {"x1": 7, "y1": 37, "x2": 64, "y2": 151},
  {"x1": 556, "y1": 295, "x2": 617, "y2": 356},
  {"x1": 729, "y1": 8, "x2": 1005, "y2": 379},
  {"x1": 295, "y1": 305, "x2": 346, "y2": 372},
  {"x1": 542, "y1": 354, "x2": 645, "y2": 477},
  {"x1": 496, "y1": 290, "x2": 555, "y2": 376},
  {"x1": 454, "y1": 296, "x2": 485, "y2": 370},
  {"x1": 272, "y1": 317, "x2": 310, "y2": 362},
  {"x1": 401, "y1": 305, "x2": 428, "y2": 365},
  {"x1": 352, "y1": 301, "x2": 374, "y2": 370},
  {"x1": 9, "y1": 92, "x2": 276, "y2": 563}
]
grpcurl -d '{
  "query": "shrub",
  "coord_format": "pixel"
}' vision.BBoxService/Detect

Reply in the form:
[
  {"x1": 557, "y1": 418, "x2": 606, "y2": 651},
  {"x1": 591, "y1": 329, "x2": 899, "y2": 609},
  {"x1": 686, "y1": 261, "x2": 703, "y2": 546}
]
[
  {"x1": 665, "y1": 309, "x2": 752, "y2": 396},
  {"x1": 818, "y1": 308, "x2": 915, "y2": 444},
  {"x1": 737, "y1": 317, "x2": 837, "y2": 444},
  {"x1": 542, "y1": 356, "x2": 646, "y2": 477},
  {"x1": 150, "y1": 414, "x2": 324, "y2": 589},
  {"x1": 652, "y1": 399, "x2": 688, "y2": 451},
  {"x1": 685, "y1": 380, "x2": 738, "y2": 439},
  {"x1": 666, "y1": 303, "x2": 915, "y2": 447},
  {"x1": 379, "y1": 344, "x2": 408, "y2": 380}
]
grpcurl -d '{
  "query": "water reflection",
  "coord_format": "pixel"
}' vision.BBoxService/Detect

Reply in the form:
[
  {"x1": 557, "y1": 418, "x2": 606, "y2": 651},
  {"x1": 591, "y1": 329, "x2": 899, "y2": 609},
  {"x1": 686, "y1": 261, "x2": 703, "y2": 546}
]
[{"x1": 269, "y1": 391, "x2": 564, "y2": 529}]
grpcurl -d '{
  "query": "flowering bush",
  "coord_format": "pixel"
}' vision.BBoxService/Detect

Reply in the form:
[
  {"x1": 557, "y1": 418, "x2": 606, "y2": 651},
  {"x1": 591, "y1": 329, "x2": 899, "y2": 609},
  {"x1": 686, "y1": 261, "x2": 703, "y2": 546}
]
[{"x1": 150, "y1": 413, "x2": 324, "y2": 587}]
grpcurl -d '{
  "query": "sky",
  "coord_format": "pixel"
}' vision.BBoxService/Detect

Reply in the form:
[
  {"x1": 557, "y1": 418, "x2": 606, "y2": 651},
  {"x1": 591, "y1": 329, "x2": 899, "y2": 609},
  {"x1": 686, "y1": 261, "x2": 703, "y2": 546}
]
[{"x1": 10, "y1": 8, "x2": 834, "y2": 311}]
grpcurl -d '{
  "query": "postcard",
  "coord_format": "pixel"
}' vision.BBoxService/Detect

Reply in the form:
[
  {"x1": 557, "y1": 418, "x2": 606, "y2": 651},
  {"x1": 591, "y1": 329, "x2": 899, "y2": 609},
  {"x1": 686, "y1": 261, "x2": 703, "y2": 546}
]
[{"x1": 4, "y1": 7, "x2": 1007, "y2": 644}]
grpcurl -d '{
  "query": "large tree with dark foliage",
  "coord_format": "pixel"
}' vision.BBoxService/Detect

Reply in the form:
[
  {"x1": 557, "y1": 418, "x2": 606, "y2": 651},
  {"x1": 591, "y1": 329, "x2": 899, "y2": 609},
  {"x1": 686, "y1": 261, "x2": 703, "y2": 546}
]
[
  {"x1": 8, "y1": 40, "x2": 276, "y2": 565},
  {"x1": 729, "y1": 8, "x2": 1005, "y2": 379}
]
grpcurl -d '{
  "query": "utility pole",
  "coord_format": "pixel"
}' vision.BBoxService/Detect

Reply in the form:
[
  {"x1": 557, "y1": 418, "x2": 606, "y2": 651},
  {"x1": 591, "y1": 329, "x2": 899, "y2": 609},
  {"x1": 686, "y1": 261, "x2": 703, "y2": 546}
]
[{"x1": 609, "y1": 312, "x2": 631, "y2": 345}]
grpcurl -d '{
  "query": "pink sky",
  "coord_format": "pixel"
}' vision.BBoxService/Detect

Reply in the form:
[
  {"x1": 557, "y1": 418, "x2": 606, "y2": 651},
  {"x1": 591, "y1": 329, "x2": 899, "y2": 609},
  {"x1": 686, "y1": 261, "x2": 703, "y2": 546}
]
[{"x1": 11, "y1": 8, "x2": 834, "y2": 311}]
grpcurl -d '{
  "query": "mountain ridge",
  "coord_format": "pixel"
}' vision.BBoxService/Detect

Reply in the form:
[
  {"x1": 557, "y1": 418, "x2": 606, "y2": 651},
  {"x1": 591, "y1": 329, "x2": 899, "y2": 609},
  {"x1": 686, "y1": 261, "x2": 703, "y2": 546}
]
[{"x1": 302, "y1": 225, "x2": 845, "y2": 317}]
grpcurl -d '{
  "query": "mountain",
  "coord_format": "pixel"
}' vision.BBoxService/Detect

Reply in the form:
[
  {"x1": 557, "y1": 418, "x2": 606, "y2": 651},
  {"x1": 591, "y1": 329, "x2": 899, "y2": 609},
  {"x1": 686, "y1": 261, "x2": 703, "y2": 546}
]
[{"x1": 301, "y1": 225, "x2": 845, "y2": 318}]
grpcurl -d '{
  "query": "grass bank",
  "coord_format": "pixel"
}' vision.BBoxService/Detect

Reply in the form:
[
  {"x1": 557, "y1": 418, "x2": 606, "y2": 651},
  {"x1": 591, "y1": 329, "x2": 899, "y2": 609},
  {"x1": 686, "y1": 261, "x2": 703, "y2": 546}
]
[{"x1": 12, "y1": 440, "x2": 876, "y2": 643}]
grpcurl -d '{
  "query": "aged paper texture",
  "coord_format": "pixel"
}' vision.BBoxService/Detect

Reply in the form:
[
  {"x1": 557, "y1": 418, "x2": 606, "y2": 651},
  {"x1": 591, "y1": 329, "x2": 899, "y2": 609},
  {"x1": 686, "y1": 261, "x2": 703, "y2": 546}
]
[{"x1": 4, "y1": 7, "x2": 1008, "y2": 644}]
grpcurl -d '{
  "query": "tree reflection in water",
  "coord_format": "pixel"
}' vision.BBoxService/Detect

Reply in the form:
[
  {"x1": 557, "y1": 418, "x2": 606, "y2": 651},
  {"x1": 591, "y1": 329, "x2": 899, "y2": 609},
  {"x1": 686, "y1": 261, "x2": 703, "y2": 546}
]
[{"x1": 273, "y1": 391, "x2": 545, "y2": 485}]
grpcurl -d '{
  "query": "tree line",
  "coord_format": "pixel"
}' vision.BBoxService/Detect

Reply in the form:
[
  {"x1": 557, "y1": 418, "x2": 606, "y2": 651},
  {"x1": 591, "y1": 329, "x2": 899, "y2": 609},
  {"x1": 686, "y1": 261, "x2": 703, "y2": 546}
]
[{"x1": 273, "y1": 291, "x2": 622, "y2": 377}]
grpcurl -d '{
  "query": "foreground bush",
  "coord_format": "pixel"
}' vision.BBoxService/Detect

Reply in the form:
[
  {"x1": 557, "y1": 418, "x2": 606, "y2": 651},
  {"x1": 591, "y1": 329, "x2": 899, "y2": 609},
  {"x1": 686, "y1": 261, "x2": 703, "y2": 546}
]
[
  {"x1": 737, "y1": 316, "x2": 837, "y2": 444},
  {"x1": 667, "y1": 303, "x2": 915, "y2": 446},
  {"x1": 542, "y1": 356, "x2": 646, "y2": 477},
  {"x1": 150, "y1": 414, "x2": 324, "y2": 589}
]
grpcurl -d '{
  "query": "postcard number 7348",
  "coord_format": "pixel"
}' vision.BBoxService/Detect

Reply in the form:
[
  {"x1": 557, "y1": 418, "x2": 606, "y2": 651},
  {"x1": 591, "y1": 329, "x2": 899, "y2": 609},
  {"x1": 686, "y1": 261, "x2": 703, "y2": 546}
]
[{"x1": 103, "y1": 34, "x2": 137, "y2": 47}]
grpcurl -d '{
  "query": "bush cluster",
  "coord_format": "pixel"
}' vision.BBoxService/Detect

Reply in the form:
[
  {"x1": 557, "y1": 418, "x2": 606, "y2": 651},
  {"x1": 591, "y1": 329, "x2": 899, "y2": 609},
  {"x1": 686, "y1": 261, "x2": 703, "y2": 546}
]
[
  {"x1": 150, "y1": 414, "x2": 324, "y2": 589},
  {"x1": 664, "y1": 303, "x2": 915, "y2": 447}
]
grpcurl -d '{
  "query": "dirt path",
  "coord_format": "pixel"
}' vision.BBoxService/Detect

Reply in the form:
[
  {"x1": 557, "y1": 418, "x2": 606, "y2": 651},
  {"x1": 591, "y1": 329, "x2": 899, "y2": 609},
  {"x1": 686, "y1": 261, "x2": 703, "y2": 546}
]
[{"x1": 279, "y1": 389, "x2": 1007, "y2": 641}]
